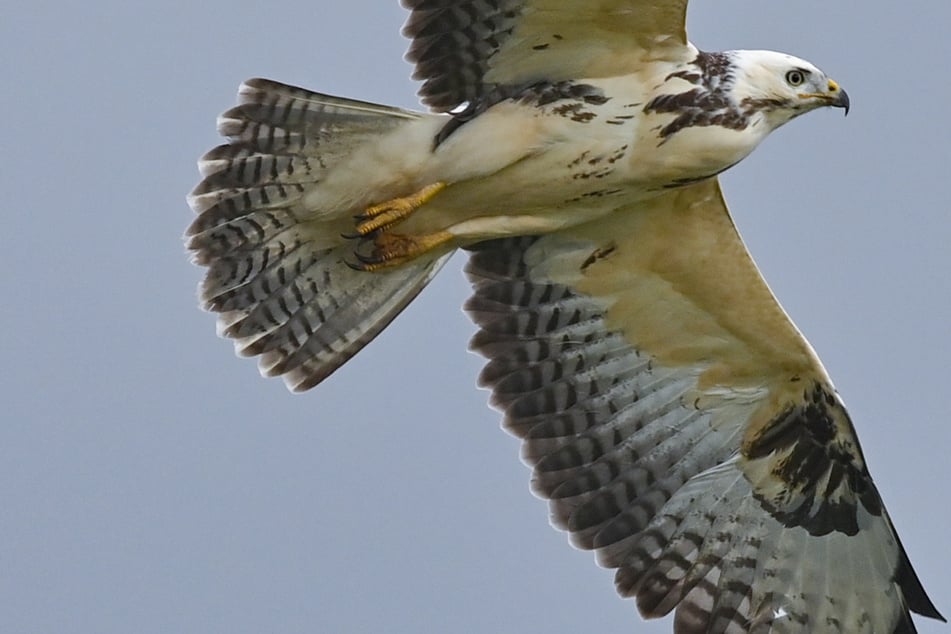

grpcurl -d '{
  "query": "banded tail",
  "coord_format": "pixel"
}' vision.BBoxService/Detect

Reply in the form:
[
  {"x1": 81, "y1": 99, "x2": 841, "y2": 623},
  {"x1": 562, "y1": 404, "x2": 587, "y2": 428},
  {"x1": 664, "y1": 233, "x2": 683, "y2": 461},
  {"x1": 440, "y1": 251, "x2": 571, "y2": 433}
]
[{"x1": 187, "y1": 79, "x2": 451, "y2": 391}]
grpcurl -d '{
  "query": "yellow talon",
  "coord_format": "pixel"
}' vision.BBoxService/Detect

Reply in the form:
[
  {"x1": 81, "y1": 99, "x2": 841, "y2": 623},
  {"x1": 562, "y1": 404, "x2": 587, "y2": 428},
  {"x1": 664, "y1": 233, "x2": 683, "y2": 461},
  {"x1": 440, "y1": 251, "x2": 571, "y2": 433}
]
[
  {"x1": 352, "y1": 230, "x2": 453, "y2": 271},
  {"x1": 355, "y1": 181, "x2": 447, "y2": 235}
]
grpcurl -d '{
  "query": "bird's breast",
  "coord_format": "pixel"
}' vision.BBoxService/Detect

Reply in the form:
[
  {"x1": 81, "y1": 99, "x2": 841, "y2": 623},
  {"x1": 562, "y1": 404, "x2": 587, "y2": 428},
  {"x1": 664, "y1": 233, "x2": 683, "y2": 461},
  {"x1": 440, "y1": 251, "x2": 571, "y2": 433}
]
[{"x1": 628, "y1": 120, "x2": 767, "y2": 189}]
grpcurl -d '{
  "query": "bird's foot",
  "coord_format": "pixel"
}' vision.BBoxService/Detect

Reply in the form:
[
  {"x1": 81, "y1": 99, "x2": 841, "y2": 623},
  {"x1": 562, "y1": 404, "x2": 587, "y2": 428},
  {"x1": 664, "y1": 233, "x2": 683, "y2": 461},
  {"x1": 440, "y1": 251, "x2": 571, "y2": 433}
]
[
  {"x1": 348, "y1": 230, "x2": 453, "y2": 272},
  {"x1": 353, "y1": 181, "x2": 447, "y2": 235}
]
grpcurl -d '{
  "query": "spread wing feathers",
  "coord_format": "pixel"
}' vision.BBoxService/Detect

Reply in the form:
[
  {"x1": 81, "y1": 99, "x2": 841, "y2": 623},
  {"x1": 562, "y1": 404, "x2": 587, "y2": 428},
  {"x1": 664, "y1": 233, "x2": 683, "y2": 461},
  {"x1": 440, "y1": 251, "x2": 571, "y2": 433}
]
[
  {"x1": 402, "y1": 0, "x2": 690, "y2": 111},
  {"x1": 187, "y1": 79, "x2": 450, "y2": 391},
  {"x1": 463, "y1": 181, "x2": 941, "y2": 632}
]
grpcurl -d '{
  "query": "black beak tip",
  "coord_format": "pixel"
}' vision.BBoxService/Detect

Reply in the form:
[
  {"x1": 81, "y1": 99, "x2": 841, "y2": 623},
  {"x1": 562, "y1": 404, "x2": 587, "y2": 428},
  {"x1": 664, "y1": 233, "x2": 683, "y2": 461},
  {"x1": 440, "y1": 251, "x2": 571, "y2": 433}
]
[{"x1": 836, "y1": 89, "x2": 850, "y2": 116}]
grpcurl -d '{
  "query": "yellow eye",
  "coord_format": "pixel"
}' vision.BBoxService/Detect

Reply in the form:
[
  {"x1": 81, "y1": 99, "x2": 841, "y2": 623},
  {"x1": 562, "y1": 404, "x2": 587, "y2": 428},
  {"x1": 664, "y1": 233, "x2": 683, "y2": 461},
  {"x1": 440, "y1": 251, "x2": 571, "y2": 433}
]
[{"x1": 785, "y1": 70, "x2": 806, "y2": 86}]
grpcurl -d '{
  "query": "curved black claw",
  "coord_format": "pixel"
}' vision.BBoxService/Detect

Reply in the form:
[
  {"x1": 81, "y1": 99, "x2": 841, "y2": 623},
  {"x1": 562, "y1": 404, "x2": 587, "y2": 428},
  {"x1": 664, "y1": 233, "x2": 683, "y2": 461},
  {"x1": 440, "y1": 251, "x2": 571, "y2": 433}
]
[
  {"x1": 354, "y1": 250, "x2": 383, "y2": 265},
  {"x1": 344, "y1": 258, "x2": 370, "y2": 272}
]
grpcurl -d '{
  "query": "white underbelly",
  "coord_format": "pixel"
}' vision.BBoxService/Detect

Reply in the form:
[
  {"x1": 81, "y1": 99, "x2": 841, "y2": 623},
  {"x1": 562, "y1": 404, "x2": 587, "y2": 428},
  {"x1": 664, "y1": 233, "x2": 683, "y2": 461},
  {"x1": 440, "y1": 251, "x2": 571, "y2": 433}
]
[
  {"x1": 422, "y1": 94, "x2": 760, "y2": 216},
  {"x1": 307, "y1": 71, "x2": 764, "y2": 240}
]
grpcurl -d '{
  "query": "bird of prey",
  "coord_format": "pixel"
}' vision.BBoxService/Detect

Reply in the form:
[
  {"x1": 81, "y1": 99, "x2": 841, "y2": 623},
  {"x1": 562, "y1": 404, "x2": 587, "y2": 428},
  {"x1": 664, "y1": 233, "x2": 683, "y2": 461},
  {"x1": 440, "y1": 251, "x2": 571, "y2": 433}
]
[{"x1": 187, "y1": 1, "x2": 943, "y2": 631}]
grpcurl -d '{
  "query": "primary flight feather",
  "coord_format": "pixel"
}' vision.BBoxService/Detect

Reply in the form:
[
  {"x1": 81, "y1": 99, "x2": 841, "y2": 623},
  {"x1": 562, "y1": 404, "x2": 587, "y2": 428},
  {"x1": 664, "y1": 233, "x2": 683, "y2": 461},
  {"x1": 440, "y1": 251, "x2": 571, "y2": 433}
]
[{"x1": 186, "y1": 1, "x2": 942, "y2": 631}]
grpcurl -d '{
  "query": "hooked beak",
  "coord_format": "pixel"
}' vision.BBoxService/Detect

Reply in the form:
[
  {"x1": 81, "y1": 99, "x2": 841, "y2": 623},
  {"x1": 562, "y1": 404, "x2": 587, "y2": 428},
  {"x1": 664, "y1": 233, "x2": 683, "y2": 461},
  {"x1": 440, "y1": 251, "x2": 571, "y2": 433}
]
[
  {"x1": 828, "y1": 79, "x2": 850, "y2": 116},
  {"x1": 800, "y1": 78, "x2": 850, "y2": 116}
]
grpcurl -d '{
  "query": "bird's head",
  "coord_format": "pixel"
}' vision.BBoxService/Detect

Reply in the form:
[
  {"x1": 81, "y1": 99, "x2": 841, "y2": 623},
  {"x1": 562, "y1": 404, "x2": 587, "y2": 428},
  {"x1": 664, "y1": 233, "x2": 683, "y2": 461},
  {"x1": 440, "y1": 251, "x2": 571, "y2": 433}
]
[{"x1": 728, "y1": 50, "x2": 850, "y2": 129}]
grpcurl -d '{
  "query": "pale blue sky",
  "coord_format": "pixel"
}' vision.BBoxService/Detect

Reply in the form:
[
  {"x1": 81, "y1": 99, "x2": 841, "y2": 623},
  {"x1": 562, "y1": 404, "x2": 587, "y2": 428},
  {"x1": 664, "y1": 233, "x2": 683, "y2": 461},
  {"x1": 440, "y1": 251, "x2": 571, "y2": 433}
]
[{"x1": 2, "y1": 1, "x2": 948, "y2": 632}]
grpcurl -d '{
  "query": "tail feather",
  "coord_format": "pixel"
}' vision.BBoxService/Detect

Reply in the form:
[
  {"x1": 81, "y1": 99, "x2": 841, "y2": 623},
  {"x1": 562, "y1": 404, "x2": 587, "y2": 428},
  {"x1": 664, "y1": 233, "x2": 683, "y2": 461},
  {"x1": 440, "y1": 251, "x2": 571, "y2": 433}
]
[
  {"x1": 187, "y1": 78, "x2": 418, "y2": 243},
  {"x1": 254, "y1": 251, "x2": 449, "y2": 392},
  {"x1": 188, "y1": 78, "x2": 449, "y2": 391},
  {"x1": 220, "y1": 78, "x2": 418, "y2": 150}
]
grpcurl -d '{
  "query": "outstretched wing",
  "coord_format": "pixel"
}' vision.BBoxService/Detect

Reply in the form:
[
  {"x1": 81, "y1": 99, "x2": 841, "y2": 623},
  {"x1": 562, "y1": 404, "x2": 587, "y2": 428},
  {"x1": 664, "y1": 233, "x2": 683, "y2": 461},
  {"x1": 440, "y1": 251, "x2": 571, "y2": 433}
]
[
  {"x1": 464, "y1": 180, "x2": 942, "y2": 633},
  {"x1": 402, "y1": 0, "x2": 691, "y2": 111}
]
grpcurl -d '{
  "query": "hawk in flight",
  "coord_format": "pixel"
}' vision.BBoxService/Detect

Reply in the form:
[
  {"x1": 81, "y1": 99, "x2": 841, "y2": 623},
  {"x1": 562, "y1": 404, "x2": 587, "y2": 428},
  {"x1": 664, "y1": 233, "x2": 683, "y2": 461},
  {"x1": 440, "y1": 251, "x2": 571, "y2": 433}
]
[{"x1": 187, "y1": 0, "x2": 943, "y2": 631}]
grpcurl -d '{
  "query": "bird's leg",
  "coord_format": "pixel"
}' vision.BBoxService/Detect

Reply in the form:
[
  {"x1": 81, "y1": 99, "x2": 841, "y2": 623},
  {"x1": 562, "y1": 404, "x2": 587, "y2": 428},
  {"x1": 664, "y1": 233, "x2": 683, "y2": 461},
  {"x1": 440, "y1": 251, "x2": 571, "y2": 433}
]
[
  {"x1": 344, "y1": 181, "x2": 453, "y2": 270},
  {"x1": 348, "y1": 230, "x2": 454, "y2": 272},
  {"x1": 353, "y1": 181, "x2": 447, "y2": 236},
  {"x1": 348, "y1": 230, "x2": 453, "y2": 271}
]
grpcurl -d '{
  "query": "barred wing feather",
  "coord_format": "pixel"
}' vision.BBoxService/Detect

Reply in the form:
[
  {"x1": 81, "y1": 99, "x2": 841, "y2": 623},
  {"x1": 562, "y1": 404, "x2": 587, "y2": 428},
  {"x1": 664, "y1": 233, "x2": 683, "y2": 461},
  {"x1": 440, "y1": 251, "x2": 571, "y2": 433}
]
[
  {"x1": 463, "y1": 180, "x2": 941, "y2": 633},
  {"x1": 402, "y1": 0, "x2": 690, "y2": 111}
]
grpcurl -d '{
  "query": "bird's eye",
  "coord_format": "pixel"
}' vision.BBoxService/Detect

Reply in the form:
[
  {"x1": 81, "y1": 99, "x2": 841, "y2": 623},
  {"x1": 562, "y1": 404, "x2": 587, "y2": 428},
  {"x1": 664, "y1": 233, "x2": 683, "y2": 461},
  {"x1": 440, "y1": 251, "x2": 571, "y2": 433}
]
[{"x1": 785, "y1": 70, "x2": 807, "y2": 87}]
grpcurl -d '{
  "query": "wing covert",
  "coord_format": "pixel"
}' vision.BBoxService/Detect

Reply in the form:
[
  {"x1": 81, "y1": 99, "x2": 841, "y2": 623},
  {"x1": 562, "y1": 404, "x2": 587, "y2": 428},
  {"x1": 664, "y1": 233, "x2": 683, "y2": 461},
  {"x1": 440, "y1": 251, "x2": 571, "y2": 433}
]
[
  {"x1": 463, "y1": 180, "x2": 942, "y2": 632},
  {"x1": 402, "y1": 0, "x2": 691, "y2": 111}
]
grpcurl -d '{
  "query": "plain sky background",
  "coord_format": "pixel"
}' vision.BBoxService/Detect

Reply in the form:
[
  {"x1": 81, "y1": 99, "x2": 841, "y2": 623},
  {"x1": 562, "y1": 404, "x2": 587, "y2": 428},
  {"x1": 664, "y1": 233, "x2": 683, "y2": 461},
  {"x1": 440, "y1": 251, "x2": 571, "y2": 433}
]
[{"x1": 3, "y1": 1, "x2": 949, "y2": 632}]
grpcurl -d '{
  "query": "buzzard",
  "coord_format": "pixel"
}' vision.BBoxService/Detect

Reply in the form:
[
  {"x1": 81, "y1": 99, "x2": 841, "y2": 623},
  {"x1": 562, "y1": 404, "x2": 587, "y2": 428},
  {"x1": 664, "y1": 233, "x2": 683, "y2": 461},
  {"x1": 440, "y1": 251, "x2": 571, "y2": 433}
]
[{"x1": 187, "y1": 1, "x2": 943, "y2": 631}]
